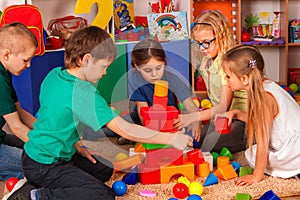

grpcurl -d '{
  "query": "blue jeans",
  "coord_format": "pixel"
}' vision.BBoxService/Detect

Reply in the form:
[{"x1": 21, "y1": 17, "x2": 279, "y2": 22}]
[
  {"x1": 0, "y1": 144, "x2": 24, "y2": 180},
  {"x1": 22, "y1": 152, "x2": 115, "y2": 200}
]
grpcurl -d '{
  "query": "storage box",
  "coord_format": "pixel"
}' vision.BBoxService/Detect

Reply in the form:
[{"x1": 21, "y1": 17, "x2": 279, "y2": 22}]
[
  {"x1": 289, "y1": 26, "x2": 300, "y2": 43},
  {"x1": 288, "y1": 68, "x2": 300, "y2": 85}
]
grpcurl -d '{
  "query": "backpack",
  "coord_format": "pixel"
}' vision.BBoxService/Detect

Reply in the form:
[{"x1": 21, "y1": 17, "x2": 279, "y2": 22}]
[{"x1": 0, "y1": 4, "x2": 45, "y2": 55}]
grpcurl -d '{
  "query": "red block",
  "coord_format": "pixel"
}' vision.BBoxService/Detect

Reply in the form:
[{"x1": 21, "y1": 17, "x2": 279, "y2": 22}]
[
  {"x1": 146, "y1": 148, "x2": 183, "y2": 167},
  {"x1": 153, "y1": 95, "x2": 168, "y2": 109},
  {"x1": 139, "y1": 164, "x2": 161, "y2": 184},
  {"x1": 187, "y1": 148, "x2": 205, "y2": 165}
]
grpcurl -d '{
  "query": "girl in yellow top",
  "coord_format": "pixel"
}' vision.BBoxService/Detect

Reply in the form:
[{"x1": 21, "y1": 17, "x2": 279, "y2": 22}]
[{"x1": 175, "y1": 10, "x2": 247, "y2": 153}]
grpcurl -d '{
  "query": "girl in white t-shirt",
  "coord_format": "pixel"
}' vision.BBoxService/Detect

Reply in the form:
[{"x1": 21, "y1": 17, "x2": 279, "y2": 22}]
[{"x1": 221, "y1": 45, "x2": 300, "y2": 186}]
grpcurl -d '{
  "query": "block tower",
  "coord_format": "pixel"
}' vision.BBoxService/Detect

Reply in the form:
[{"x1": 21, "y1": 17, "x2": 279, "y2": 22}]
[{"x1": 138, "y1": 80, "x2": 195, "y2": 184}]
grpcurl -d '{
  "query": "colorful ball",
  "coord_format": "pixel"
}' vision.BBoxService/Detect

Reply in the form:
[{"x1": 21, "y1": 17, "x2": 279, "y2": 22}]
[
  {"x1": 6, "y1": 177, "x2": 19, "y2": 192},
  {"x1": 187, "y1": 194, "x2": 202, "y2": 200},
  {"x1": 112, "y1": 180, "x2": 127, "y2": 196},
  {"x1": 115, "y1": 152, "x2": 128, "y2": 161},
  {"x1": 201, "y1": 99, "x2": 212, "y2": 109},
  {"x1": 189, "y1": 182, "x2": 203, "y2": 196},
  {"x1": 173, "y1": 183, "x2": 189, "y2": 199},
  {"x1": 289, "y1": 83, "x2": 298, "y2": 93}
]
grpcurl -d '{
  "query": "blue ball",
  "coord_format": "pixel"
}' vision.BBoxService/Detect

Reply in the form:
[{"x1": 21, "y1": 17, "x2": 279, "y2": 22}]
[
  {"x1": 187, "y1": 194, "x2": 202, "y2": 200},
  {"x1": 112, "y1": 180, "x2": 127, "y2": 196},
  {"x1": 168, "y1": 198, "x2": 178, "y2": 200}
]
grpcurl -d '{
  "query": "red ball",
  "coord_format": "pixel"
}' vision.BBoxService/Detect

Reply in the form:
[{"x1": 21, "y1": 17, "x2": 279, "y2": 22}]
[
  {"x1": 173, "y1": 183, "x2": 189, "y2": 199},
  {"x1": 6, "y1": 177, "x2": 19, "y2": 192},
  {"x1": 241, "y1": 32, "x2": 251, "y2": 42}
]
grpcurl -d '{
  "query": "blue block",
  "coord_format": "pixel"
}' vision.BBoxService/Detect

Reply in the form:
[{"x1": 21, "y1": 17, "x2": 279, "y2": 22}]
[
  {"x1": 203, "y1": 173, "x2": 218, "y2": 187},
  {"x1": 259, "y1": 190, "x2": 280, "y2": 200},
  {"x1": 122, "y1": 166, "x2": 138, "y2": 185}
]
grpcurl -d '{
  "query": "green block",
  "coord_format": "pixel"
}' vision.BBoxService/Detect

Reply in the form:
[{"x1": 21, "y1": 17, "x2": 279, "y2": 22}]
[
  {"x1": 220, "y1": 147, "x2": 233, "y2": 160},
  {"x1": 142, "y1": 143, "x2": 172, "y2": 150},
  {"x1": 239, "y1": 166, "x2": 253, "y2": 177},
  {"x1": 211, "y1": 152, "x2": 219, "y2": 166},
  {"x1": 236, "y1": 193, "x2": 251, "y2": 200}
]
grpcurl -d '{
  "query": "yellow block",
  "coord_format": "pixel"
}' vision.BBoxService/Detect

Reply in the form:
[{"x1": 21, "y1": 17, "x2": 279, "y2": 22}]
[
  {"x1": 154, "y1": 80, "x2": 169, "y2": 97},
  {"x1": 160, "y1": 160, "x2": 194, "y2": 184}
]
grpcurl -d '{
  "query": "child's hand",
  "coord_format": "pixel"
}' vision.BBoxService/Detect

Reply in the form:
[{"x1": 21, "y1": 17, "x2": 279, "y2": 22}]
[
  {"x1": 171, "y1": 129, "x2": 193, "y2": 150},
  {"x1": 234, "y1": 175, "x2": 262, "y2": 186},
  {"x1": 187, "y1": 121, "x2": 201, "y2": 141},
  {"x1": 174, "y1": 114, "x2": 194, "y2": 130},
  {"x1": 214, "y1": 111, "x2": 234, "y2": 126},
  {"x1": 74, "y1": 142, "x2": 96, "y2": 164}
]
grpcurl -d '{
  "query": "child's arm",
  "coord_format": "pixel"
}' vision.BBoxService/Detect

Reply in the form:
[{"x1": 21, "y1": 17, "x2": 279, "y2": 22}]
[
  {"x1": 16, "y1": 102, "x2": 36, "y2": 129},
  {"x1": 106, "y1": 116, "x2": 193, "y2": 150},
  {"x1": 175, "y1": 85, "x2": 233, "y2": 128},
  {"x1": 3, "y1": 111, "x2": 31, "y2": 142},
  {"x1": 181, "y1": 97, "x2": 201, "y2": 141},
  {"x1": 235, "y1": 92, "x2": 276, "y2": 186},
  {"x1": 136, "y1": 101, "x2": 148, "y2": 123}
]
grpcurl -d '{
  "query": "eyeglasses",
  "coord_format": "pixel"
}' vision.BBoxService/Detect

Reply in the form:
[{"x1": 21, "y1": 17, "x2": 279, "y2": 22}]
[{"x1": 191, "y1": 38, "x2": 216, "y2": 49}]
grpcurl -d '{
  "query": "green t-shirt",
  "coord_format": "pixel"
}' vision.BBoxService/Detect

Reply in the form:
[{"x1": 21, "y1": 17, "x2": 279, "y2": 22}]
[
  {"x1": 0, "y1": 62, "x2": 18, "y2": 143},
  {"x1": 198, "y1": 56, "x2": 247, "y2": 112},
  {"x1": 24, "y1": 67, "x2": 117, "y2": 164}
]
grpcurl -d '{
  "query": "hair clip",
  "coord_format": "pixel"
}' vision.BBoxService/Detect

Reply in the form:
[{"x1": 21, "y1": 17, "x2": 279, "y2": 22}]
[
  {"x1": 249, "y1": 59, "x2": 257, "y2": 68},
  {"x1": 190, "y1": 22, "x2": 211, "y2": 29}
]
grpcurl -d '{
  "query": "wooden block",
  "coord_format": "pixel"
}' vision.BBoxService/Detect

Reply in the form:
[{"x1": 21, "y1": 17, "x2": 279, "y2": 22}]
[
  {"x1": 113, "y1": 154, "x2": 144, "y2": 171},
  {"x1": 218, "y1": 164, "x2": 238, "y2": 180}
]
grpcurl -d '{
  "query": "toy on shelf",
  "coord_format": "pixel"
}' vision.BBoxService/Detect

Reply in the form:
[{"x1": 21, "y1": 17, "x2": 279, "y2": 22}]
[{"x1": 148, "y1": 0, "x2": 174, "y2": 14}]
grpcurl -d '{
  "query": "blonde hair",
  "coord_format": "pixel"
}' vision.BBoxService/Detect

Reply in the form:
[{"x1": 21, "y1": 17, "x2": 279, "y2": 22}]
[
  {"x1": 191, "y1": 10, "x2": 235, "y2": 59},
  {"x1": 0, "y1": 22, "x2": 38, "y2": 54},
  {"x1": 222, "y1": 45, "x2": 271, "y2": 147}
]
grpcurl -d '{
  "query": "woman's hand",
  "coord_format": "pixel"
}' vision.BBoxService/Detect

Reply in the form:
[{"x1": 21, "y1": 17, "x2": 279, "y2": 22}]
[
  {"x1": 74, "y1": 141, "x2": 96, "y2": 164},
  {"x1": 174, "y1": 113, "x2": 196, "y2": 130},
  {"x1": 187, "y1": 121, "x2": 201, "y2": 141},
  {"x1": 235, "y1": 174, "x2": 262, "y2": 186},
  {"x1": 170, "y1": 129, "x2": 193, "y2": 150}
]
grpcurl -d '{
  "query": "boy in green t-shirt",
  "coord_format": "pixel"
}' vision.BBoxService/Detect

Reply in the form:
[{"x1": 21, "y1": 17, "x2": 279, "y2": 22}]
[
  {"x1": 6, "y1": 26, "x2": 192, "y2": 200},
  {"x1": 0, "y1": 22, "x2": 37, "y2": 181}
]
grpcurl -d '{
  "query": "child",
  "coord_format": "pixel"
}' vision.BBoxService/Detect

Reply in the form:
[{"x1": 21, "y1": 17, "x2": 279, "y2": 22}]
[
  {"x1": 222, "y1": 45, "x2": 300, "y2": 185},
  {"x1": 7, "y1": 26, "x2": 192, "y2": 200},
  {"x1": 175, "y1": 10, "x2": 248, "y2": 153},
  {"x1": 0, "y1": 22, "x2": 37, "y2": 180},
  {"x1": 127, "y1": 39, "x2": 200, "y2": 140}
]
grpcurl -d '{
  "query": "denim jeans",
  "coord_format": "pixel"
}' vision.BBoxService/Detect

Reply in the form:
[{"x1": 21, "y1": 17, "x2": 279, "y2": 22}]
[
  {"x1": 0, "y1": 144, "x2": 24, "y2": 180},
  {"x1": 22, "y1": 152, "x2": 115, "y2": 200}
]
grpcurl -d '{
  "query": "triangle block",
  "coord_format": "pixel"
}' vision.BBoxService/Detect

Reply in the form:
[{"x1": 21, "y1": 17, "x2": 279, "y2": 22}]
[
  {"x1": 203, "y1": 173, "x2": 218, "y2": 186},
  {"x1": 122, "y1": 166, "x2": 138, "y2": 185}
]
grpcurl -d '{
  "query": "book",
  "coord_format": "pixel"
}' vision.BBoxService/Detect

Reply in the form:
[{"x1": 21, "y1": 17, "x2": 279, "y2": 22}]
[{"x1": 253, "y1": 36, "x2": 279, "y2": 42}]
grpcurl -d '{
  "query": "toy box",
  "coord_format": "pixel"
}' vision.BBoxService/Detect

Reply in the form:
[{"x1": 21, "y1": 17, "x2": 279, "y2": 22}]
[
  {"x1": 288, "y1": 68, "x2": 300, "y2": 85},
  {"x1": 289, "y1": 26, "x2": 300, "y2": 43}
]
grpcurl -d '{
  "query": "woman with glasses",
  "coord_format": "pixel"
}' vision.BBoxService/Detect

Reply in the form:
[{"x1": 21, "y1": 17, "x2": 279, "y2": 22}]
[{"x1": 175, "y1": 10, "x2": 248, "y2": 153}]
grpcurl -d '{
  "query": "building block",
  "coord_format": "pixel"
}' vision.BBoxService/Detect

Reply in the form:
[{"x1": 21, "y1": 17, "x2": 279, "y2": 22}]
[
  {"x1": 139, "y1": 164, "x2": 161, "y2": 184},
  {"x1": 220, "y1": 147, "x2": 233, "y2": 160},
  {"x1": 259, "y1": 190, "x2": 280, "y2": 200},
  {"x1": 236, "y1": 193, "x2": 251, "y2": 200},
  {"x1": 142, "y1": 143, "x2": 172, "y2": 150},
  {"x1": 203, "y1": 152, "x2": 213, "y2": 171},
  {"x1": 213, "y1": 169, "x2": 222, "y2": 179},
  {"x1": 160, "y1": 160, "x2": 195, "y2": 184},
  {"x1": 153, "y1": 96, "x2": 168, "y2": 109},
  {"x1": 154, "y1": 80, "x2": 168, "y2": 97},
  {"x1": 217, "y1": 156, "x2": 230, "y2": 169},
  {"x1": 218, "y1": 164, "x2": 238, "y2": 180},
  {"x1": 196, "y1": 161, "x2": 210, "y2": 177},
  {"x1": 146, "y1": 148, "x2": 183, "y2": 167},
  {"x1": 203, "y1": 173, "x2": 218, "y2": 187},
  {"x1": 129, "y1": 147, "x2": 145, "y2": 158},
  {"x1": 122, "y1": 166, "x2": 138, "y2": 185},
  {"x1": 211, "y1": 152, "x2": 219, "y2": 166},
  {"x1": 187, "y1": 148, "x2": 205, "y2": 165},
  {"x1": 134, "y1": 142, "x2": 146, "y2": 153},
  {"x1": 113, "y1": 154, "x2": 144, "y2": 171},
  {"x1": 231, "y1": 161, "x2": 241, "y2": 172},
  {"x1": 239, "y1": 167, "x2": 253, "y2": 177}
]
